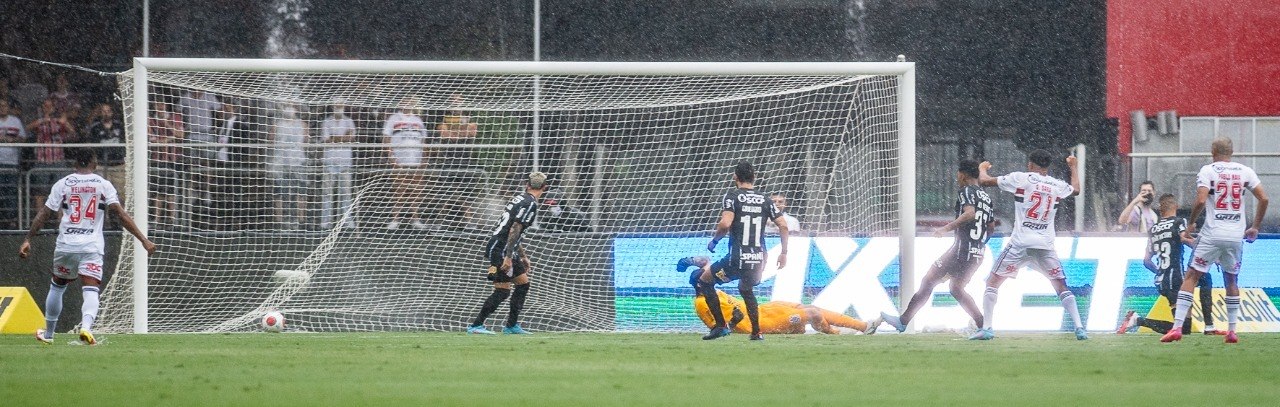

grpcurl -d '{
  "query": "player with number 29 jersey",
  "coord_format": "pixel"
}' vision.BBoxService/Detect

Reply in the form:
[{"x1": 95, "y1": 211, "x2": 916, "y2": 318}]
[{"x1": 1195, "y1": 162, "x2": 1261, "y2": 243}]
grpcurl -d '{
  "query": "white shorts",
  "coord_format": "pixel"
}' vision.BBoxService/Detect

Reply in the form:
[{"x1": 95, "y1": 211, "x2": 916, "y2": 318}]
[
  {"x1": 1189, "y1": 239, "x2": 1242, "y2": 274},
  {"x1": 52, "y1": 251, "x2": 105, "y2": 281},
  {"x1": 990, "y1": 246, "x2": 1065, "y2": 280}
]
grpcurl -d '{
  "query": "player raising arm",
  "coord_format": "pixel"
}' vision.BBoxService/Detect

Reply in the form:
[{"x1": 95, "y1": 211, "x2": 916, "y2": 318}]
[
  {"x1": 698, "y1": 161, "x2": 788, "y2": 341},
  {"x1": 1162, "y1": 137, "x2": 1268, "y2": 344},
  {"x1": 879, "y1": 159, "x2": 992, "y2": 333},
  {"x1": 467, "y1": 172, "x2": 548, "y2": 335},
  {"x1": 19, "y1": 149, "x2": 157, "y2": 345},
  {"x1": 970, "y1": 150, "x2": 1086, "y2": 340}
]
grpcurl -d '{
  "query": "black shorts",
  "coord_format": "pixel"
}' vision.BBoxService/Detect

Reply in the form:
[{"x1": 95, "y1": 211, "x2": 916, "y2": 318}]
[
  {"x1": 935, "y1": 245, "x2": 984, "y2": 279},
  {"x1": 705, "y1": 251, "x2": 766, "y2": 286},
  {"x1": 484, "y1": 239, "x2": 526, "y2": 283}
]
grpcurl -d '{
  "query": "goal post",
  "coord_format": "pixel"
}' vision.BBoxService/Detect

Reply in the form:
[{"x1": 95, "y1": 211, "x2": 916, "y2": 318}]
[{"x1": 106, "y1": 58, "x2": 916, "y2": 333}]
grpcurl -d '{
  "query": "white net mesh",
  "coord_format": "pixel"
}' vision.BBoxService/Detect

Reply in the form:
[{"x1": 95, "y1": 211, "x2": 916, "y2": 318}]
[{"x1": 99, "y1": 64, "x2": 903, "y2": 333}]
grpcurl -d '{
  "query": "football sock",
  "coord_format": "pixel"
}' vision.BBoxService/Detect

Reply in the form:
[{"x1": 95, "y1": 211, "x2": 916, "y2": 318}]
[
  {"x1": 1225, "y1": 295, "x2": 1241, "y2": 332},
  {"x1": 1192, "y1": 277, "x2": 1213, "y2": 330},
  {"x1": 81, "y1": 286, "x2": 100, "y2": 332},
  {"x1": 471, "y1": 287, "x2": 511, "y2": 327},
  {"x1": 699, "y1": 284, "x2": 726, "y2": 328},
  {"x1": 44, "y1": 281, "x2": 67, "y2": 338},
  {"x1": 1171, "y1": 290, "x2": 1194, "y2": 328},
  {"x1": 1058, "y1": 291, "x2": 1082, "y2": 329},
  {"x1": 740, "y1": 289, "x2": 760, "y2": 335},
  {"x1": 505, "y1": 284, "x2": 530, "y2": 328},
  {"x1": 982, "y1": 287, "x2": 998, "y2": 330}
]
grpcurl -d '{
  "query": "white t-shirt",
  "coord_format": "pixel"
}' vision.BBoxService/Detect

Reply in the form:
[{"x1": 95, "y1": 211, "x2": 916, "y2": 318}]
[
  {"x1": 45, "y1": 173, "x2": 120, "y2": 255},
  {"x1": 1196, "y1": 161, "x2": 1262, "y2": 241},
  {"x1": 0, "y1": 115, "x2": 26, "y2": 166},
  {"x1": 270, "y1": 118, "x2": 308, "y2": 172},
  {"x1": 765, "y1": 213, "x2": 800, "y2": 234},
  {"x1": 997, "y1": 171, "x2": 1074, "y2": 250},
  {"x1": 321, "y1": 115, "x2": 357, "y2": 169},
  {"x1": 179, "y1": 92, "x2": 222, "y2": 134},
  {"x1": 382, "y1": 112, "x2": 427, "y2": 166}
]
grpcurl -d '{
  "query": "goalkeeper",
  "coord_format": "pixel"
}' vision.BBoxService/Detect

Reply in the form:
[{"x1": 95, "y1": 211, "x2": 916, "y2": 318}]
[{"x1": 679, "y1": 256, "x2": 879, "y2": 335}]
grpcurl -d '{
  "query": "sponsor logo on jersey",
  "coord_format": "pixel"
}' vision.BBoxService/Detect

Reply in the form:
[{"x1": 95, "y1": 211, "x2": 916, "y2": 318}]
[
  {"x1": 740, "y1": 251, "x2": 765, "y2": 261},
  {"x1": 737, "y1": 194, "x2": 765, "y2": 204},
  {"x1": 1215, "y1": 213, "x2": 1242, "y2": 221},
  {"x1": 1020, "y1": 221, "x2": 1049, "y2": 230},
  {"x1": 64, "y1": 227, "x2": 95, "y2": 235}
]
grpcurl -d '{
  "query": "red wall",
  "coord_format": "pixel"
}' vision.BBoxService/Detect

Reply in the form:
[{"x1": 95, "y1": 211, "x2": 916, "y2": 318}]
[{"x1": 1108, "y1": 0, "x2": 1280, "y2": 154}]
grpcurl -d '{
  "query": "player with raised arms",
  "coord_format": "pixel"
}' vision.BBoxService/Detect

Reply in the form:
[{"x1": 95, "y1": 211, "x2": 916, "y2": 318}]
[
  {"x1": 697, "y1": 161, "x2": 788, "y2": 341},
  {"x1": 1162, "y1": 137, "x2": 1268, "y2": 344},
  {"x1": 878, "y1": 159, "x2": 993, "y2": 333},
  {"x1": 19, "y1": 148, "x2": 157, "y2": 345},
  {"x1": 970, "y1": 150, "x2": 1086, "y2": 340},
  {"x1": 467, "y1": 171, "x2": 548, "y2": 335},
  {"x1": 678, "y1": 256, "x2": 878, "y2": 335}
]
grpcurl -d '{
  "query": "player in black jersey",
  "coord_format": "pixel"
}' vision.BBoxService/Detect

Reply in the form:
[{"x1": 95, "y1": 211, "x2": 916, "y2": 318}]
[
  {"x1": 694, "y1": 162, "x2": 789, "y2": 341},
  {"x1": 467, "y1": 172, "x2": 548, "y2": 335},
  {"x1": 878, "y1": 160, "x2": 993, "y2": 333},
  {"x1": 1116, "y1": 194, "x2": 1220, "y2": 335}
]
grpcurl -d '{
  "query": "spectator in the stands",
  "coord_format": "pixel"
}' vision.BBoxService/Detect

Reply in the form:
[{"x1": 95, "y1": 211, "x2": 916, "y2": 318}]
[
  {"x1": 11, "y1": 70, "x2": 47, "y2": 124},
  {"x1": 437, "y1": 93, "x2": 480, "y2": 227},
  {"x1": 148, "y1": 99, "x2": 184, "y2": 227},
  {"x1": 320, "y1": 100, "x2": 358, "y2": 229},
  {"x1": 86, "y1": 103, "x2": 127, "y2": 203},
  {"x1": 179, "y1": 89, "x2": 222, "y2": 167},
  {"x1": 26, "y1": 98, "x2": 76, "y2": 209},
  {"x1": 765, "y1": 193, "x2": 801, "y2": 234},
  {"x1": 47, "y1": 74, "x2": 82, "y2": 124},
  {"x1": 0, "y1": 99, "x2": 26, "y2": 229},
  {"x1": 382, "y1": 97, "x2": 429, "y2": 230},
  {"x1": 270, "y1": 104, "x2": 310, "y2": 229}
]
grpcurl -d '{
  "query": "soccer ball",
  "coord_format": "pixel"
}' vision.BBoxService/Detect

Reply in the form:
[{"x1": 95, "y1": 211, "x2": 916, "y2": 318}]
[{"x1": 261, "y1": 311, "x2": 285, "y2": 333}]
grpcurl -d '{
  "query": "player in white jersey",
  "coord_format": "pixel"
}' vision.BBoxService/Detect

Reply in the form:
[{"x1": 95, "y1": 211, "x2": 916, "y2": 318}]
[
  {"x1": 969, "y1": 150, "x2": 1086, "y2": 340},
  {"x1": 1162, "y1": 137, "x2": 1268, "y2": 344},
  {"x1": 17, "y1": 149, "x2": 157, "y2": 345}
]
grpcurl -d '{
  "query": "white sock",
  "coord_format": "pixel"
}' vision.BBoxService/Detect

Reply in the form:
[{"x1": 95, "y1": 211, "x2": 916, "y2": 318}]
[
  {"x1": 81, "y1": 286, "x2": 100, "y2": 332},
  {"x1": 44, "y1": 282, "x2": 68, "y2": 338},
  {"x1": 1059, "y1": 291, "x2": 1083, "y2": 329},
  {"x1": 982, "y1": 287, "x2": 998, "y2": 330},
  {"x1": 1171, "y1": 290, "x2": 1195, "y2": 330},
  {"x1": 1225, "y1": 295, "x2": 1241, "y2": 332}
]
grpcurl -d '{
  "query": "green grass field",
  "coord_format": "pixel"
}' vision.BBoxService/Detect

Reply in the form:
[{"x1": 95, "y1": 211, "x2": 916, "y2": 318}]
[{"x1": 3, "y1": 332, "x2": 1279, "y2": 406}]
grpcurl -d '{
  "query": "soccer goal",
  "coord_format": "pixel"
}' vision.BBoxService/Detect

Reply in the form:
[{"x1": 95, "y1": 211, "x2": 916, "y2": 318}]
[{"x1": 98, "y1": 59, "x2": 915, "y2": 333}]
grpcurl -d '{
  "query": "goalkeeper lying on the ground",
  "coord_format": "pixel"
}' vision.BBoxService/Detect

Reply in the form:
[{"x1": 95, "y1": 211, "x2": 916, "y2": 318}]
[{"x1": 679, "y1": 256, "x2": 880, "y2": 335}]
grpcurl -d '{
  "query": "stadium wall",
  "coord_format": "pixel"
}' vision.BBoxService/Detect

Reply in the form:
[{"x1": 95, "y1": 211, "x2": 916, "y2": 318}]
[{"x1": 1107, "y1": 0, "x2": 1280, "y2": 154}]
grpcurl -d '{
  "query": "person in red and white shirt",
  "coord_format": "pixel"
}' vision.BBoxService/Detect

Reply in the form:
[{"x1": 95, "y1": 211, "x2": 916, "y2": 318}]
[
  {"x1": 19, "y1": 149, "x2": 156, "y2": 345},
  {"x1": 381, "y1": 98, "x2": 430, "y2": 230},
  {"x1": 1162, "y1": 137, "x2": 1269, "y2": 344},
  {"x1": 970, "y1": 149, "x2": 1085, "y2": 340}
]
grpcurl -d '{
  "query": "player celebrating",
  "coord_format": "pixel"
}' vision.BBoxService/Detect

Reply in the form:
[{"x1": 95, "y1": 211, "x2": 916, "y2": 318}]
[
  {"x1": 679, "y1": 256, "x2": 877, "y2": 335},
  {"x1": 1162, "y1": 137, "x2": 1268, "y2": 344},
  {"x1": 969, "y1": 150, "x2": 1085, "y2": 340},
  {"x1": 19, "y1": 149, "x2": 157, "y2": 345},
  {"x1": 1115, "y1": 194, "x2": 1199, "y2": 335},
  {"x1": 879, "y1": 159, "x2": 993, "y2": 333},
  {"x1": 698, "y1": 161, "x2": 788, "y2": 341},
  {"x1": 467, "y1": 172, "x2": 548, "y2": 335}
]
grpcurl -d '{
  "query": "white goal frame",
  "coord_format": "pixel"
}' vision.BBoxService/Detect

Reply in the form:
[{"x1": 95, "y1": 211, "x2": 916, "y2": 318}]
[{"x1": 126, "y1": 58, "x2": 917, "y2": 333}]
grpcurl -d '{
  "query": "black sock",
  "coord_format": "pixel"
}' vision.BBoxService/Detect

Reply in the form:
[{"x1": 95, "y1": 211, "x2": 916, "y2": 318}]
[
  {"x1": 506, "y1": 284, "x2": 530, "y2": 328},
  {"x1": 1199, "y1": 286, "x2": 1214, "y2": 328},
  {"x1": 1136, "y1": 317, "x2": 1173, "y2": 334},
  {"x1": 471, "y1": 288, "x2": 511, "y2": 327},
  {"x1": 740, "y1": 288, "x2": 760, "y2": 336},
  {"x1": 700, "y1": 284, "x2": 726, "y2": 328}
]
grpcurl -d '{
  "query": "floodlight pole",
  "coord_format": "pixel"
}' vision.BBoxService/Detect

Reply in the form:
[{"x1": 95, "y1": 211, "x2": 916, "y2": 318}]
[{"x1": 142, "y1": 0, "x2": 150, "y2": 57}]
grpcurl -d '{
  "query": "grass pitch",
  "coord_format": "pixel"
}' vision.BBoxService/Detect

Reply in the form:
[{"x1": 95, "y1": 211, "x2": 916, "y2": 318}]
[{"x1": 3, "y1": 331, "x2": 1279, "y2": 406}]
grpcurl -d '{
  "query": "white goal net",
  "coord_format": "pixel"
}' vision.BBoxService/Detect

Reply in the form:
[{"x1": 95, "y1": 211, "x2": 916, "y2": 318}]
[{"x1": 98, "y1": 60, "x2": 913, "y2": 333}]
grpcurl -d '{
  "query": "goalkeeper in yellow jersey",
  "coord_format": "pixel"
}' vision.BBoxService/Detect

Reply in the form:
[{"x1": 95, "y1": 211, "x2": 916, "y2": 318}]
[{"x1": 680, "y1": 256, "x2": 880, "y2": 335}]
